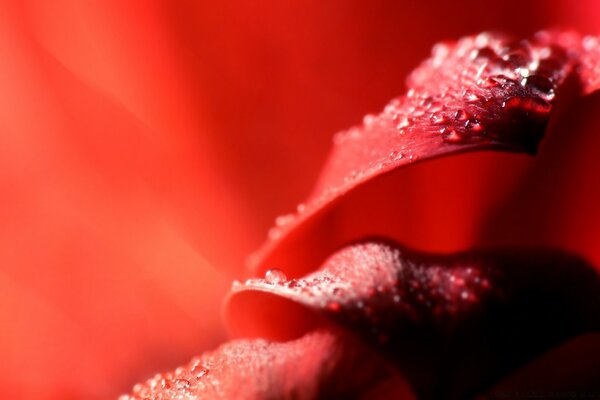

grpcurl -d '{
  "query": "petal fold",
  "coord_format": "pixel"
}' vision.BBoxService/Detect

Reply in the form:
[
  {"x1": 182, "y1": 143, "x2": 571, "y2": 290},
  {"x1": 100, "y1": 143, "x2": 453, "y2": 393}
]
[
  {"x1": 250, "y1": 31, "x2": 598, "y2": 277},
  {"x1": 231, "y1": 240, "x2": 600, "y2": 397}
]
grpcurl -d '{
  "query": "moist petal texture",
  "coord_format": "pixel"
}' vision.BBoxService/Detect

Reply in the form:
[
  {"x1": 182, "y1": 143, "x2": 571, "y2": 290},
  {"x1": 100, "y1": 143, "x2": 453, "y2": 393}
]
[
  {"x1": 250, "y1": 31, "x2": 600, "y2": 277},
  {"x1": 119, "y1": 329, "x2": 414, "y2": 400},
  {"x1": 229, "y1": 240, "x2": 600, "y2": 398}
]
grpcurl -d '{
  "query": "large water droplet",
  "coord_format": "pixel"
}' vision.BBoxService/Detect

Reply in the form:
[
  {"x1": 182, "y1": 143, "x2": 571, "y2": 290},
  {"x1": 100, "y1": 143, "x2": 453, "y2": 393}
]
[
  {"x1": 522, "y1": 74, "x2": 554, "y2": 99},
  {"x1": 265, "y1": 268, "x2": 287, "y2": 284},
  {"x1": 502, "y1": 96, "x2": 551, "y2": 115}
]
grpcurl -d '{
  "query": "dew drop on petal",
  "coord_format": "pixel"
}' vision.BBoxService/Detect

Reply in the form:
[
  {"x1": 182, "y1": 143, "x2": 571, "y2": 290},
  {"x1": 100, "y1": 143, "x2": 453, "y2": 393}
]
[
  {"x1": 454, "y1": 109, "x2": 468, "y2": 121},
  {"x1": 265, "y1": 268, "x2": 287, "y2": 284},
  {"x1": 396, "y1": 116, "x2": 409, "y2": 129},
  {"x1": 275, "y1": 213, "x2": 294, "y2": 227},
  {"x1": 388, "y1": 151, "x2": 403, "y2": 161}
]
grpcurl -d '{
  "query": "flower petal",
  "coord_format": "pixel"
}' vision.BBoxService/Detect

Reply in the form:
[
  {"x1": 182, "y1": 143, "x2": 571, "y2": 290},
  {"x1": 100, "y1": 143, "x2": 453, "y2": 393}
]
[
  {"x1": 120, "y1": 328, "x2": 414, "y2": 400},
  {"x1": 230, "y1": 240, "x2": 600, "y2": 397},
  {"x1": 249, "y1": 31, "x2": 590, "y2": 277}
]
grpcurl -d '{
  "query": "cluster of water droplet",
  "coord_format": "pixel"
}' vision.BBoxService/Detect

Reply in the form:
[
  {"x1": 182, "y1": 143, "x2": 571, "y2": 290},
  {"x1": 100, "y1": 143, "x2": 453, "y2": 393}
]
[
  {"x1": 581, "y1": 35, "x2": 600, "y2": 93},
  {"x1": 119, "y1": 358, "x2": 210, "y2": 400},
  {"x1": 238, "y1": 242, "x2": 499, "y2": 347},
  {"x1": 256, "y1": 32, "x2": 575, "y2": 249}
]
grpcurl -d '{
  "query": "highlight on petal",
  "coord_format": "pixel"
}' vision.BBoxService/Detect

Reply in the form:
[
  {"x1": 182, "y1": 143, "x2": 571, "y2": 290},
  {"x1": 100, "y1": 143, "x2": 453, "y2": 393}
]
[
  {"x1": 119, "y1": 328, "x2": 414, "y2": 400},
  {"x1": 249, "y1": 31, "x2": 599, "y2": 277},
  {"x1": 229, "y1": 240, "x2": 600, "y2": 398}
]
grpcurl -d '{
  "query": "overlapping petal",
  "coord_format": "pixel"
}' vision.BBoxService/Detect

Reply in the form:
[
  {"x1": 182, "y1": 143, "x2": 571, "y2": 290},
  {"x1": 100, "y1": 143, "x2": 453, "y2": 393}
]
[
  {"x1": 123, "y1": 30, "x2": 600, "y2": 399},
  {"x1": 249, "y1": 31, "x2": 594, "y2": 278},
  {"x1": 229, "y1": 240, "x2": 599, "y2": 398}
]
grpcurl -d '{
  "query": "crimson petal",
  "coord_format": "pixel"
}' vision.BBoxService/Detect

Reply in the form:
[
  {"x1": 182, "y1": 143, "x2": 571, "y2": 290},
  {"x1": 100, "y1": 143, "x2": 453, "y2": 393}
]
[
  {"x1": 229, "y1": 240, "x2": 600, "y2": 398},
  {"x1": 249, "y1": 31, "x2": 594, "y2": 277},
  {"x1": 119, "y1": 328, "x2": 414, "y2": 400}
]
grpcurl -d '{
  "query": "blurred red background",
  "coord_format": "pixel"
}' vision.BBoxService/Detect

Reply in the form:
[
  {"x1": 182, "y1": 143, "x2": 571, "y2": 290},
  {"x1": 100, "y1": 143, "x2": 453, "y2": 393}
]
[{"x1": 1, "y1": 1, "x2": 599, "y2": 398}]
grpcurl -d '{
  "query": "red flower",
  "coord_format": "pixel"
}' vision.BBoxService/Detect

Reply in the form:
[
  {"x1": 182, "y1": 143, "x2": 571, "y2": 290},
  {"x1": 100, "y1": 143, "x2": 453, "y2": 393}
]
[
  {"x1": 2, "y1": 2, "x2": 600, "y2": 399},
  {"x1": 122, "y1": 31, "x2": 600, "y2": 398}
]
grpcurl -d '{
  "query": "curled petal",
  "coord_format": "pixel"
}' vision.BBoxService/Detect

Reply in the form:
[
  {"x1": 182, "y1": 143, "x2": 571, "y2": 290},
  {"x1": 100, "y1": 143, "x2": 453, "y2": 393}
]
[
  {"x1": 249, "y1": 31, "x2": 598, "y2": 277},
  {"x1": 230, "y1": 240, "x2": 600, "y2": 397}
]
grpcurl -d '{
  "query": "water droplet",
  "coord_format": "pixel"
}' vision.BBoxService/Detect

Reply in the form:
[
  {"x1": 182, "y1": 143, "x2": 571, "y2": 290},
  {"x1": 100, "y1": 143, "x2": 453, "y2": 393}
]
[
  {"x1": 275, "y1": 214, "x2": 294, "y2": 227},
  {"x1": 173, "y1": 379, "x2": 191, "y2": 390},
  {"x1": 442, "y1": 127, "x2": 462, "y2": 143},
  {"x1": 516, "y1": 67, "x2": 530, "y2": 77},
  {"x1": 465, "y1": 118, "x2": 484, "y2": 133},
  {"x1": 475, "y1": 32, "x2": 492, "y2": 47},
  {"x1": 333, "y1": 132, "x2": 345, "y2": 145},
  {"x1": 363, "y1": 114, "x2": 377, "y2": 126},
  {"x1": 327, "y1": 301, "x2": 341, "y2": 312},
  {"x1": 268, "y1": 227, "x2": 282, "y2": 240},
  {"x1": 583, "y1": 36, "x2": 598, "y2": 51},
  {"x1": 393, "y1": 294, "x2": 402, "y2": 303},
  {"x1": 460, "y1": 291, "x2": 470, "y2": 300},
  {"x1": 396, "y1": 116, "x2": 409, "y2": 129},
  {"x1": 388, "y1": 151, "x2": 403, "y2": 161},
  {"x1": 432, "y1": 42, "x2": 450, "y2": 60},
  {"x1": 430, "y1": 113, "x2": 446, "y2": 124},
  {"x1": 296, "y1": 203, "x2": 306, "y2": 213},
  {"x1": 384, "y1": 103, "x2": 398, "y2": 115},
  {"x1": 503, "y1": 50, "x2": 529, "y2": 66},
  {"x1": 478, "y1": 76, "x2": 500, "y2": 88},
  {"x1": 522, "y1": 74, "x2": 554, "y2": 97},
  {"x1": 502, "y1": 96, "x2": 551, "y2": 115},
  {"x1": 265, "y1": 268, "x2": 287, "y2": 284},
  {"x1": 454, "y1": 109, "x2": 468, "y2": 121},
  {"x1": 160, "y1": 378, "x2": 171, "y2": 389},
  {"x1": 470, "y1": 46, "x2": 496, "y2": 60},
  {"x1": 192, "y1": 365, "x2": 209, "y2": 379},
  {"x1": 460, "y1": 89, "x2": 478, "y2": 102},
  {"x1": 538, "y1": 46, "x2": 552, "y2": 58}
]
